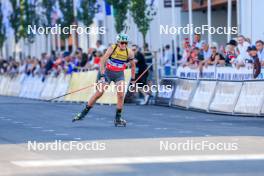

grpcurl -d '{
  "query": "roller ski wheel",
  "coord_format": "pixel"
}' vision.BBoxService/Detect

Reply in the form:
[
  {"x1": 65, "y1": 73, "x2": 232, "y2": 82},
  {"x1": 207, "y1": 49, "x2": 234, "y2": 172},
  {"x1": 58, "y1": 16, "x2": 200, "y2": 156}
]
[
  {"x1": 114, "y1": 119, "x2": 126, "y2": 127},
  {"x1": 72, "y1": 113, "x2": 85, "y2": 122}
]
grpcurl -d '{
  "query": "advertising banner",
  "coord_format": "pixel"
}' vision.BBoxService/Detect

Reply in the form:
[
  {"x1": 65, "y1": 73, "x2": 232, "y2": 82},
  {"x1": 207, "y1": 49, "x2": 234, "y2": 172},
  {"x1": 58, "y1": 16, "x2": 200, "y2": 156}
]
[
  {"x1": 209, "y1": 82, "x2": 242, "y2": 113},
  {"x1": 189, "y1": 81, "x2": 217, "y2": 110},
  {"x1": 171, "y1": 79, "x2": 198, "y2": 108},
  {"x1": 234, "y1": 82, "x2": 264, "y2": 115}
]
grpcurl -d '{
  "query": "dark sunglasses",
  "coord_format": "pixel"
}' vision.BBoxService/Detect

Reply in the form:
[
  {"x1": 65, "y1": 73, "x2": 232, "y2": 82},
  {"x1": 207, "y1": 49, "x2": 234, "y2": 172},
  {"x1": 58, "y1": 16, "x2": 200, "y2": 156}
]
[{"x1": 120, "y1": 42, "x2": 128, "y2": 45}]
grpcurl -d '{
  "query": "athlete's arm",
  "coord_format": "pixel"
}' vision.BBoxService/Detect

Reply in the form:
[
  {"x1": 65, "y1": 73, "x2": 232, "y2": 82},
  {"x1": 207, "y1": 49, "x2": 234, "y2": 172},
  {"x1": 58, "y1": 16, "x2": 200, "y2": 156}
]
[
  {"x1": 100, "y1": 47, "x2": 113, "y2": 75},
  {"x1": 128, "y1": 50, "x2": 136, "y2": 80}
]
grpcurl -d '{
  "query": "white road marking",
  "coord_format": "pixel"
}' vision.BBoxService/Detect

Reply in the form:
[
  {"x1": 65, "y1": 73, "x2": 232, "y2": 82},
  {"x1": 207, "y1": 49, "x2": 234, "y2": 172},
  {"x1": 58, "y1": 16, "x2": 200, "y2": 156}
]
[
  {"x1": 154, "y1": 127, "x2": 168, "y2": 130},
  {"x1": 2, "y1": 118, "x2": 11, "y2": 121},
  {"x1": 42, "y1": 129, "x2": 55, "y2": 132},
  {"x1": 13, "y1": 121, "x2": 24, "y2": 124},
  {"x1": 11, "y1": 154, "x2": 264, "y2": 168},
  {"x1": 55, "y1": 133, "x2": 69, "y2": 136},
  {"x1": 31, "y1": 127, "x2": 43, "y2": 129},
  {"x1": 73, "y1": 138, "x2": 82, "y2": 140},
  {"x1": 0, "y1": 116, "x2": 7, "y2": 119}
]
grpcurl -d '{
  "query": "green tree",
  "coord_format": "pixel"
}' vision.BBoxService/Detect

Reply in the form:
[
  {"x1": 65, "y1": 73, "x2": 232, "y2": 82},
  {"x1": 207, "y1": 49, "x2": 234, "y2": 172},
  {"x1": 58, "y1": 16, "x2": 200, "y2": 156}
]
[
  {"x1": 77, "y1": 0, "x2": 97, "y2": 47},
  {"x1": 0, "y1": 2, "x2": 6, "y2": 57},
  {"x1": 77, "y1": 0, "x2": 97, "y2": 27},
  {"x1": 9, "y1": 0, "x2": 21, "y2": 44},
  {"x1": 41, "y1": 0, "x2": 56, "y2": 52},
  {"x1": 41, "y1": 0, "x2": 55, "y2": 27},
  {"x1": 24, "y1": 0, "x2": 39, "y2": 44},
  {"x1": 18, "y1": 0, "x2": 27, "y2": 41},
  {"x1": 107, "y1": 0, "x2": 129, "y2": 33},
  {"x1": 130, "y1": 0, "x2": 156, "y2": 45},
  {"x1": 58, "y1": 0, "x2": 74, "y2": 40},
  {"x1": 9, "y1": 0, "x2": 38, "y2": 44}
]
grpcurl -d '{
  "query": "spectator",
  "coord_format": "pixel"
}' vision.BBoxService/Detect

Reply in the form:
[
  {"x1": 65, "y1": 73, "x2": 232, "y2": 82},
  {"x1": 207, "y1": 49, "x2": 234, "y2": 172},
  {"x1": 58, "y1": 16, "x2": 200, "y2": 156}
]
[
  {"x1": 225, "y1": 39, "x2": 237, "y2": 66},
  {"x1": 192, "y1": 33, "x2": 203, "y2": 49},
  {"x1": 198, "y1": 42, "x2": 211, "y2": 74},
  {"x1": 247, "y1": 46, "x2": 261, "y2": 78},
  {"x1": 236, "y1": 35, "x2": 250, "y2": 59},
  {"x1": 201, "y1": 42, "x2": 211, "y2": 60},
  {"x1": 162, "y1": 45, "x2": 172, "y2": 76},
  {"x1": 92, "y1": 51, "x2": 102, "y2": 70},
  {"x1": 256, "y1": 40, "x2": 264, "y2": 66},
  {"x1": 176, "y1": 47, "x2": 182, "y2": 61},
  {"x1": 207, "y1": 42, "x2": 225, "y2": 66},
  {"x1": 183, "y1": 47, "x2": 201, "y2": 69},
  {"x1": 87, "y1": 48, "x2": 95, "y2": 62},
  {"x1": 0, "y1": 58, "x2": 8, "y2": 74},
  {"x1": 18, "y1": 59, "x2": 26, "y2": 74},
  {"x1": 143, "y1": 43, "x2": 153, "y2": 65},
  {"x1": 61, "y1": 51, "x2": 74, "y2": 74},
  {"x1": 96, "y1": 40, "x2": 106, "y2": 53},
  {"x1": 44, "y1": 52, "x2": 54, "y2": 75},
  {"x1": 199, "y1": 42, "x2": 225, "y2": 75},
  {"x1": 143, "y1": 43, "x2": 153, "y2": 81},
  {"x1": 179, "y1": 39, "x2": 191, "y2": 65},
  {"x1": 76, "y1": 48, "x2": 88, "y2": 67},
  {"x1": 132, "y1": 44, "x2": 150, "y2": 105}
]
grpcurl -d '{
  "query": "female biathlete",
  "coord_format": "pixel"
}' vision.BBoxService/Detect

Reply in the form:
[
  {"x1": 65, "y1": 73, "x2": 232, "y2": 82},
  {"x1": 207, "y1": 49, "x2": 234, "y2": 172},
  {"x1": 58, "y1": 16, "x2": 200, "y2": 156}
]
[{"x1": 72, "y1": 33, "x2": 136, "y2": 126}]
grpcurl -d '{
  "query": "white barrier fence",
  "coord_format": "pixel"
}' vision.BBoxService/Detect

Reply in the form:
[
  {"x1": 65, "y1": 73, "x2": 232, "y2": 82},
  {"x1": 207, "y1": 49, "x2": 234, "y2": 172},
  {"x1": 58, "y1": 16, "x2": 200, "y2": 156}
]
[
  {"x1": 171, "y1": 79, "x2": 197, "y2": 108},
  {"x1": 234, "y1": 82, "x2": 264, "y2": 115},
  {"x1": 209, "y1": 82, "x2": 242, "y2": 113},
  {"x1": 156, "y1": 78, "x2": 264, "y2": 116},
  {"x1": 0, "y1": 73, "x2": 70, "y2": 102},
  {"x1": 189, "y1": 81, "x2": 217, "y2": 111},
  {"x1": 1, "y1": 66, "x2": 264, "y2": 116}
]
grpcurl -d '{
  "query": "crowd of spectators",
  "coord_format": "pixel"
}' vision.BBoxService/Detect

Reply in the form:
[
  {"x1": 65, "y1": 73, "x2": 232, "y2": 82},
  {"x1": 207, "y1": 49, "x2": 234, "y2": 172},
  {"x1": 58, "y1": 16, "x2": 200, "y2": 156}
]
[
  {"x1": 162, "y1": 34, "x2": 264, "y2": 78},
  {"x1": 0, "y1": 40, "x2": 107, "y2": 79},
  {"x1": 1, "y1": 35, "x2": 264, "y2": 79}
]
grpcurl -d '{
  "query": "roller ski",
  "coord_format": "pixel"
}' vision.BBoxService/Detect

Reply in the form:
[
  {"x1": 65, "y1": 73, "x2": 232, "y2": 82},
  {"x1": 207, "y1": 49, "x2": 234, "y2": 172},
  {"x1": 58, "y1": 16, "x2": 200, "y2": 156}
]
[
  {"x1": 72, "y1": 105, "x2": 91, "y2": 122},
  {"x1": 114, "y1": 118, "x2": 126, "y2": 127},
  {"x1": 114, "y1": 109, "x2": 126, "y2": 127}
]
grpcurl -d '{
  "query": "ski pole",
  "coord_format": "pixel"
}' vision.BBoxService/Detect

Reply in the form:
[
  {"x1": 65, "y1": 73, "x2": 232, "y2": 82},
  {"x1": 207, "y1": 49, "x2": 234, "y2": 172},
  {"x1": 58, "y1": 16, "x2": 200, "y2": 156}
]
[
  {"x1": 134, "y1": 63, "x2": 152, "y2": 83},
  {"x1": 47, "y1": 84, "x2": 95, "y2": 101}
]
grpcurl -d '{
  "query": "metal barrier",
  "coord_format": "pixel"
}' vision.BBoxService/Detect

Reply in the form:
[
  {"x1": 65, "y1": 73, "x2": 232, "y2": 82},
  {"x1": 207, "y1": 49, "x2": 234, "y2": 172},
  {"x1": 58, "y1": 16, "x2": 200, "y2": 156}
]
[
  {"x1": 0, "y1": 69, "x2": 132, "y2": 105},
  {"x1": 155, "y1": 77, "x2": 264, "y2": 117},
  {"x1": 171, "y1": 79, "x2": 198, "y2": 108}
]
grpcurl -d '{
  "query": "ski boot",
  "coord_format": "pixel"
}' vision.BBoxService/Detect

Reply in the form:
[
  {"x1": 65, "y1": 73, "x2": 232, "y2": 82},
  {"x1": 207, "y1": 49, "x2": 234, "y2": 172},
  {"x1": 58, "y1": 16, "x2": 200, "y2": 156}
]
[
  {"x1": 72, "y1": 105, "x2": 91, "y2": 122},
  {"x1": 114, "y1": 109, "x2": 126, "y2": 127}
]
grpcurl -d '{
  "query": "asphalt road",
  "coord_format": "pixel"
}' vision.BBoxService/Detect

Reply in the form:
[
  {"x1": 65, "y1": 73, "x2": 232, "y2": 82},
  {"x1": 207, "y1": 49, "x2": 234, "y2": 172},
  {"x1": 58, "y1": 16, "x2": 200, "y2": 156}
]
[{"x1": 0, "y1": 96, "x2": 264, "y2": 176}]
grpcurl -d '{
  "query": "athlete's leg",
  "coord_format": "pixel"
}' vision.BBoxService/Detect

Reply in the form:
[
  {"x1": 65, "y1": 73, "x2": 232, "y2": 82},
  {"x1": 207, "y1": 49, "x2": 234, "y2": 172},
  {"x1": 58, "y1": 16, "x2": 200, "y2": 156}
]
[
  {"x1": 72, "y1": 82, "x2": 109, "y2": 122},
  {"x1": 87, "y1": 82, "x2": 109, "y2": 106},
  {"x1": 115, "y1": 80, "x2": 126, "y2": 121}
]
